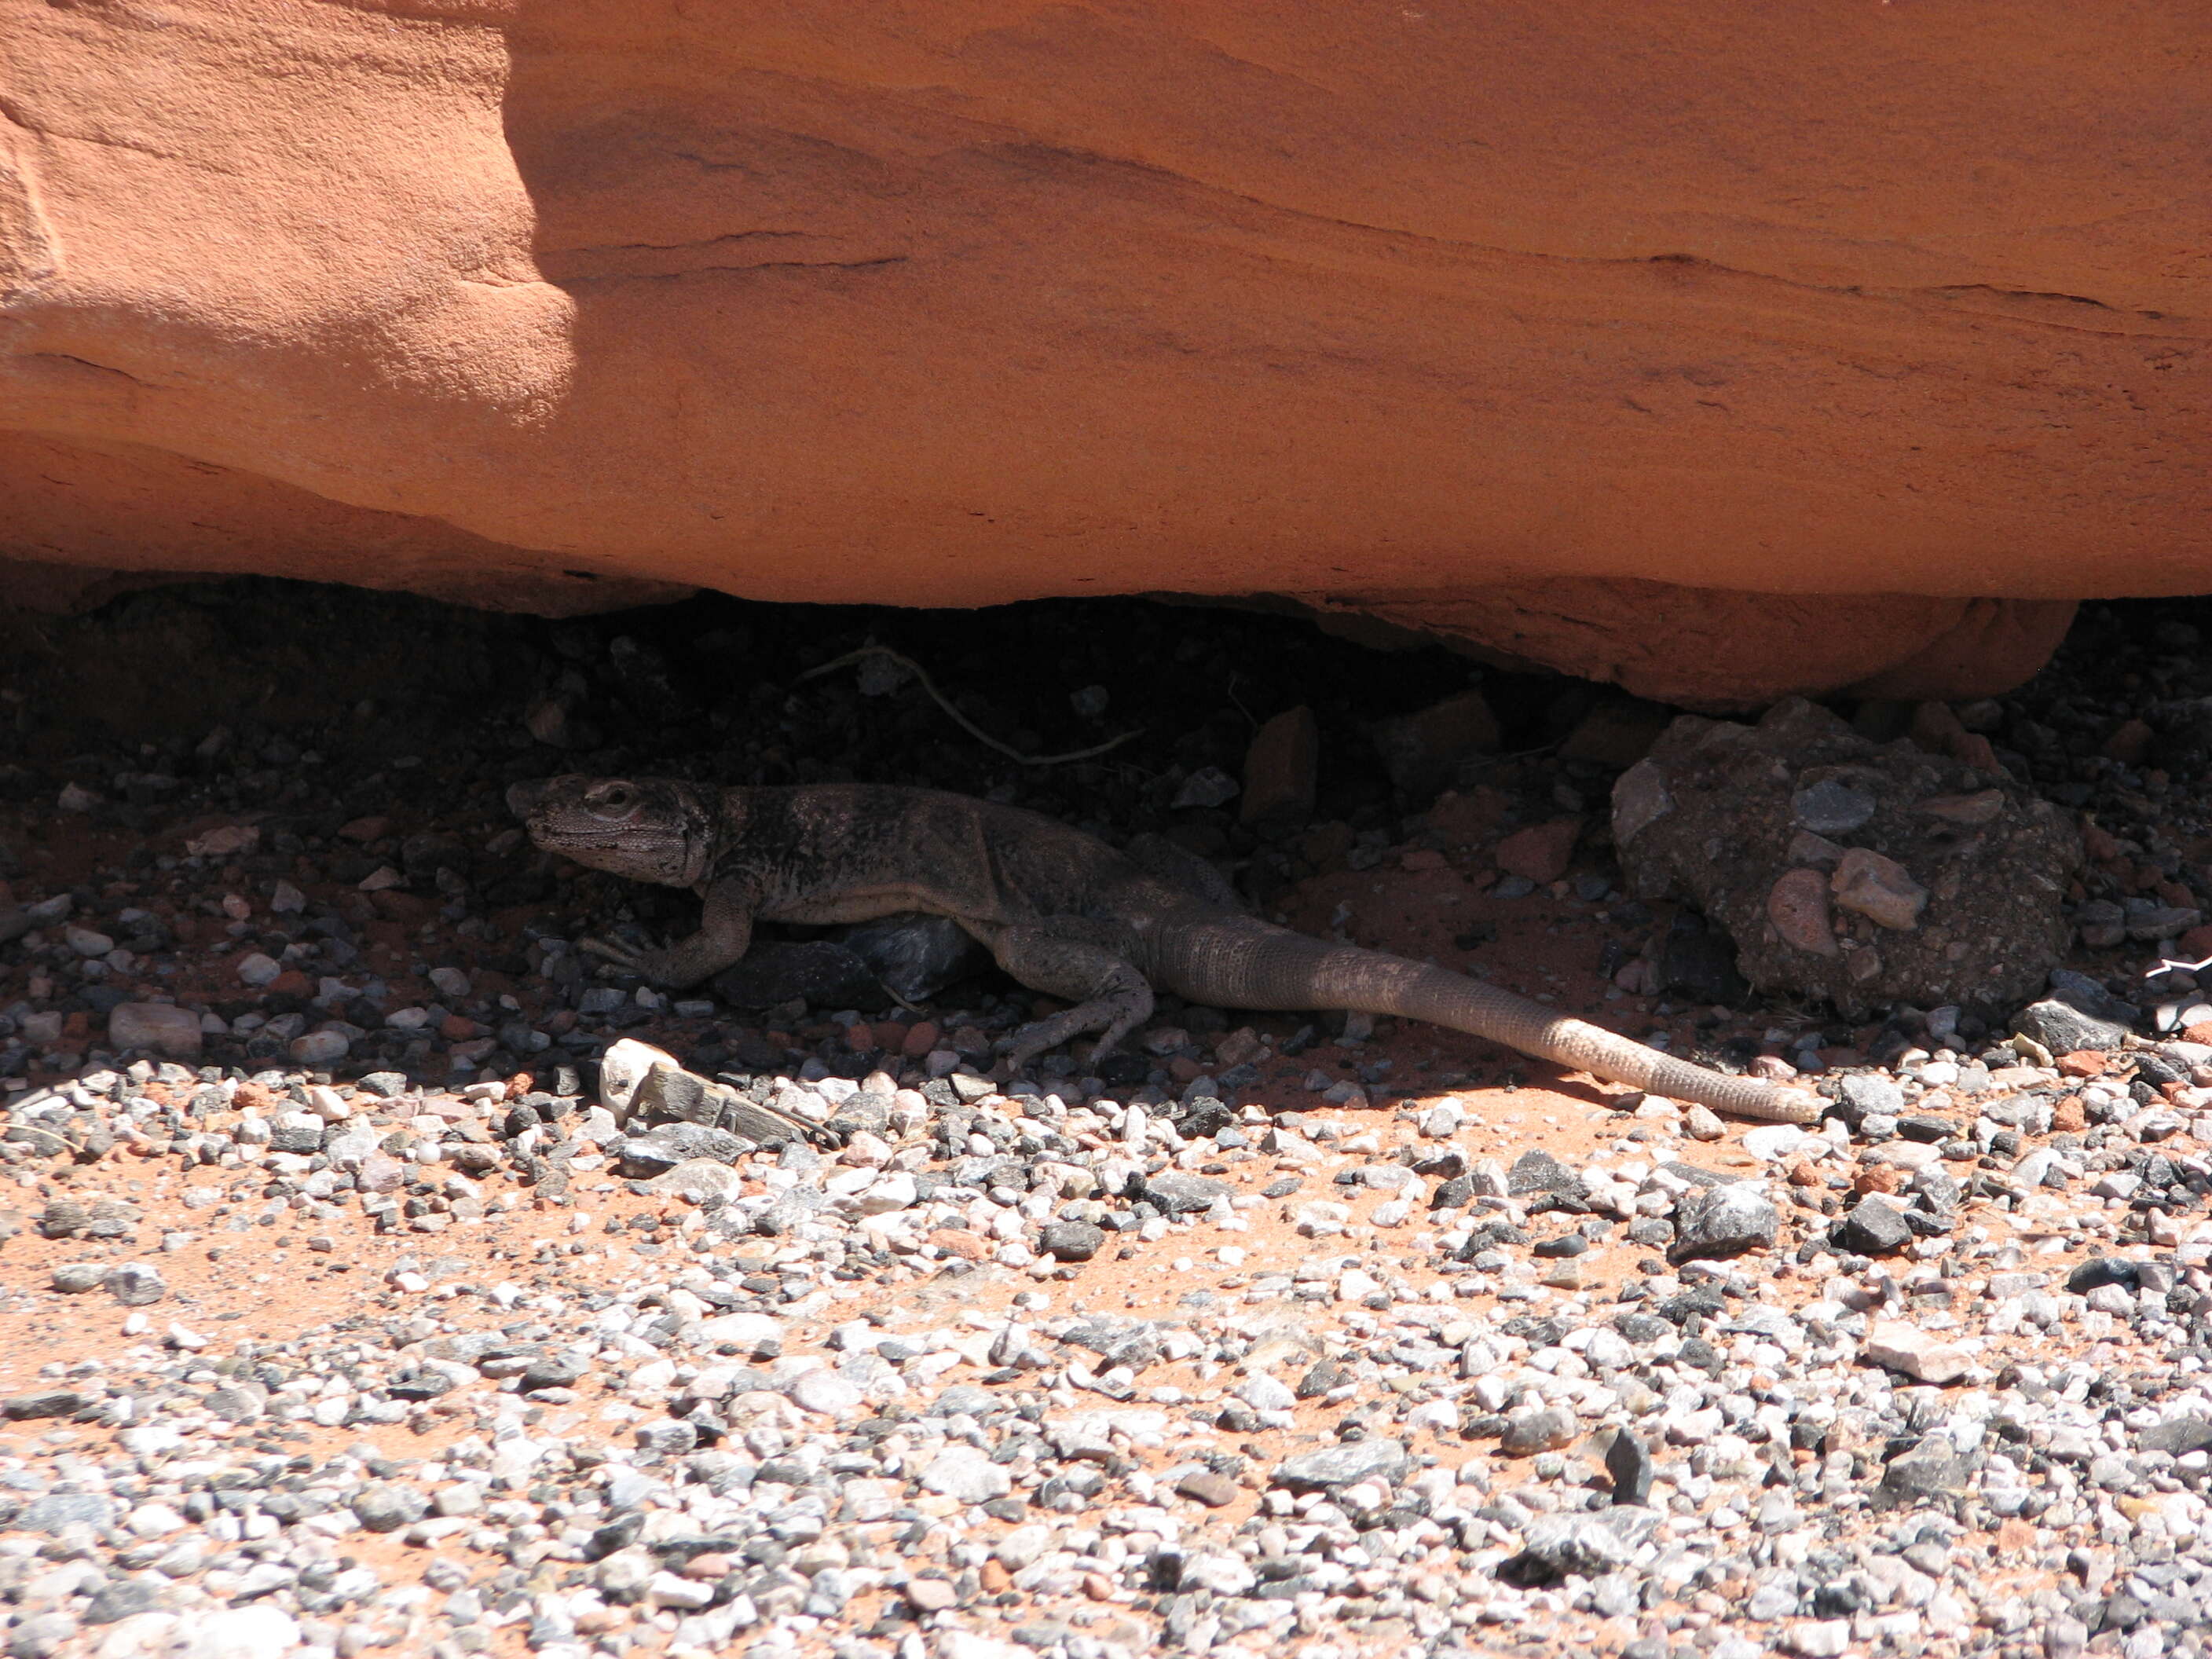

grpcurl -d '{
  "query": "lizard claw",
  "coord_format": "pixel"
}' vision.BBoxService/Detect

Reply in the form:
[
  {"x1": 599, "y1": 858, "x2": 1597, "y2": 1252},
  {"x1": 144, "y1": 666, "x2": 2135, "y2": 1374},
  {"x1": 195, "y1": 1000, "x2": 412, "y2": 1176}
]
[{"x1": 580, "y1": 934, "x2": 654, "y2": 976}]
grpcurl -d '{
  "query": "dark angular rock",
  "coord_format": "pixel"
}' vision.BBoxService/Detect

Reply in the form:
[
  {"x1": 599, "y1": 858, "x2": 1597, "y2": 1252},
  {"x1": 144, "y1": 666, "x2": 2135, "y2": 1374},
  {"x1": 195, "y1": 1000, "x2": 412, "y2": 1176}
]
[
  {"x1": 82, "y1": 1579, "x2": 163, "y2": 1625},
  {"x1": 1606, "y1": 1429, "x2": 1655, "y2": 1506},
  {"x1": 1657, "y1": 1287, "x2": 1726, "y2": 1326},
  {"x1": 840, "y1": 914, "x2": 991, "y2": 1003},
  {"x1": 1174, "y1": 1096, "x2": 1235, "y2": 1140},
  {"x1": 1507, "y1": 1150, "x2": 1585, "y2": 1200},
  {"x1": 1430, "y1": 1174, "x2": 1476, "y2": 1210},
  {"x1": 1832, "y1": 1196, "x2": 1914, "y2": 1256},
  {"x1": 1294, "y1": 1359, "x2": 1346, "y2": 1400},
  {"x1": 636, "y1": 1420, "x2": 700, "y2": 1456},
  {"x1": 521, "y1": 1355, "x2": 591, "y2": 1392},
  {"x1": 1667, "y1": 1184, "x2": 1778, "y2": 1263},
  {"x1": 1659, "y1": 1160, "x2": 1734, "y2": 1188},
  {"x1": 1878, "y1": 1438, "x2": 1972, "y2": 1500},
  {"x1": 1910, "y1": 1166, "x2": 1962, "y2": 1216},
  {"x1": 2066, "y1": 1256, "x2": 2141, "y2": 1294},
  {"x1": 616, "y1": 1122, "x2": 750, "y2": 1175},
  {"x1": 2137, "y1": 1415, "x2": 2212, "y2": 1457},
  {"x1": 2011, "y1": 1000, "x2": 2128, "y2": 1055},
  {"x1": 1655, "y1": 909, "x2": 1749, "y2": 1004},
  {"x1": 2046, "y1": 969, "x2": 2141, "y2": 1027},
  {"x1": 1038, "y1": 1222, "x2": 1104, "y2": 1263},
  {"x1": 0, "y1": 1391, "x2": 82, "y2": 1422}
]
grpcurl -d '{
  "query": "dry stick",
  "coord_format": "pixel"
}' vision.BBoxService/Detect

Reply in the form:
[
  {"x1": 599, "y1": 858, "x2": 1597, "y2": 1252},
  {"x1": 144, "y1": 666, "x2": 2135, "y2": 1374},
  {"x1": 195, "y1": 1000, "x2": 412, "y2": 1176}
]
[
  {"x1": 800, "y1": 645, "x2": 1141, "y2": 766},
  {"x1": 8, "y1": 1125, "x2": 87, "y2": 1159}
]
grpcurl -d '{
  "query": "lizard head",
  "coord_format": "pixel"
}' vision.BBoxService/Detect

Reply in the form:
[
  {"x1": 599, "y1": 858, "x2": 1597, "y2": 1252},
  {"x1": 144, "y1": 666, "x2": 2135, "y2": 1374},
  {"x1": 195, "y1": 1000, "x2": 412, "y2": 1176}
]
[{"x1": 506, "y1": 775, "x2": 714, "y2": 888}]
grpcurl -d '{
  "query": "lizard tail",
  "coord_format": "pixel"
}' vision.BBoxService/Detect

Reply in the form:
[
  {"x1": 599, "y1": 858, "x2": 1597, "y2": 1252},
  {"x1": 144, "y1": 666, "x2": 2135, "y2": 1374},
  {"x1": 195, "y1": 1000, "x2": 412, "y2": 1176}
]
[{"x1": 1150, "y1": 918, "x2": 1822, "y2": 1125}]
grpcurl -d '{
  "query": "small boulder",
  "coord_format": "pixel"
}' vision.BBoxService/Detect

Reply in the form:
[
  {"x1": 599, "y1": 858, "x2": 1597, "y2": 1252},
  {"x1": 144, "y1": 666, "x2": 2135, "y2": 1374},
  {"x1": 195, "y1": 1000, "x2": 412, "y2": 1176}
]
[
  {"x1": 106, "y1": 1003, "x2": 203, "y2": 1060},
  {"x1": 1615, "y1": 698, "x2": 2078, "y2": 1015}
]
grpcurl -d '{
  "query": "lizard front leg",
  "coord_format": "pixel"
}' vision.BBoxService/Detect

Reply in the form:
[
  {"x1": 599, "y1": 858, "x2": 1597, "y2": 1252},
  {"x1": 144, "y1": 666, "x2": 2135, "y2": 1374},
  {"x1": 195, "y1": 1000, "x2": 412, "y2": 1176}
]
[{"x1": 581, "y1": 884, "x2": 755, "y2": 990}]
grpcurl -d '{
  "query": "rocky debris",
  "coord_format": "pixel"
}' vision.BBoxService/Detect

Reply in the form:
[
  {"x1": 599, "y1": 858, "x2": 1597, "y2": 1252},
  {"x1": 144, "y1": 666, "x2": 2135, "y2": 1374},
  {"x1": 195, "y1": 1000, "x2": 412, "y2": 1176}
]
[{"x1": 1614, "y1": 697, "x2": 2081, "y2": 1014}]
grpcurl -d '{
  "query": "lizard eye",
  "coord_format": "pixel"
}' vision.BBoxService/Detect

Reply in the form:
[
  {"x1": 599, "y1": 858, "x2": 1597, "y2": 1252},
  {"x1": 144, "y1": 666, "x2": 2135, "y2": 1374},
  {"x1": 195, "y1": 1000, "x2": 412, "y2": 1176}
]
[{"x1": 590, "y1": 782, "x2": 639, "y2": 819}]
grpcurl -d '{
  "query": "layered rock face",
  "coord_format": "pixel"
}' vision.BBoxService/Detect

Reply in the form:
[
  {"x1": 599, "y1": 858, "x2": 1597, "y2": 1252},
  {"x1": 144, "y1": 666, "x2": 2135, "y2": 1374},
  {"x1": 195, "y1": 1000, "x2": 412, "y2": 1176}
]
[{"x1": 2, "y1": 2, "x2": 2205, "y2": 705}]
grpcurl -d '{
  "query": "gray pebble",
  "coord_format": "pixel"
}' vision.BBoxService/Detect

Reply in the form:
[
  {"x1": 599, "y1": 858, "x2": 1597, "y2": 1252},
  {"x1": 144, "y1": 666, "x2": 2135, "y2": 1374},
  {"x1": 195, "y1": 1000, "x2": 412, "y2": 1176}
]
[
  {"x1": 1038, "y1": 1221, "x2": 1105, "y2": 1262},
  {"x1": 350, "y1": 1484, "x2": 430, "y2": 1532},
  {"x1": 1791, "y1": 778, "x2": 1877, "y2": 836},
  {"x1": 1272, "y1": 1439, "x2": 1409, "y2": 1491},
  {"x1": 102, "y1": 1262, "x2": 165, "y2": 1306}
]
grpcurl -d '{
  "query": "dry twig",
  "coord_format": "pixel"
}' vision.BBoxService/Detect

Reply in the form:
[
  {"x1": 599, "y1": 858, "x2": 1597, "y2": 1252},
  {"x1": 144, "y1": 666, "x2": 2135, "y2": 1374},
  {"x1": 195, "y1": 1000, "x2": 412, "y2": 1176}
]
[{"x1": 800, "y1": 645, "x2": 1141, "y2": 766}]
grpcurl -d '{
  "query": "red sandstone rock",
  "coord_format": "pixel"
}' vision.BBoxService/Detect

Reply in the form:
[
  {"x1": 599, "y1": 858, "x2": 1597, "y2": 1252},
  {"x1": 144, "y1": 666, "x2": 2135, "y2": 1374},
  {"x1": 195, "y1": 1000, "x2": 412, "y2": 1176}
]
[
  {"x1": 1495, "y1": 819, "x2": 1582, "y2": 884},
  {"x1": 3, "y1": 4, "x2": 2205, "y2": 705},
  {"x1": 1830, "y1": 848, "x2": 1930, "y2": 932},
  {"x1": 1240, "y1": 706, "x2": 1320, "y2": 828},
  {"x1": 1767, "y1": 869, "x2": 1840, "y2": 958},
  {"x1": 2104, "y1": 719, "x2": 2154, "y2": 764}
]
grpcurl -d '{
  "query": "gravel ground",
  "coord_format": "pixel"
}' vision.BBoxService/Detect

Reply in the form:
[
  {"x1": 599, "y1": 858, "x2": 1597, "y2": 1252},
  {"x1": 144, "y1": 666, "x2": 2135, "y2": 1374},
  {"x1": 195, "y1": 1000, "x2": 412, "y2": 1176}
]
[{"x1": 0, "y1": 589, "x2": 2210, "y2": 1659}]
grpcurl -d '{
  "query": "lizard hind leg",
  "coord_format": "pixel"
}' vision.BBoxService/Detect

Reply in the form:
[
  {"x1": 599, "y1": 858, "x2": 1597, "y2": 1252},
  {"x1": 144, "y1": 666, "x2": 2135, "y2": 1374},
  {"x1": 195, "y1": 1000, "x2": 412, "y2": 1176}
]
[{"x1": 988, "y1": 924, "x2": 1155, "y2": 1071}]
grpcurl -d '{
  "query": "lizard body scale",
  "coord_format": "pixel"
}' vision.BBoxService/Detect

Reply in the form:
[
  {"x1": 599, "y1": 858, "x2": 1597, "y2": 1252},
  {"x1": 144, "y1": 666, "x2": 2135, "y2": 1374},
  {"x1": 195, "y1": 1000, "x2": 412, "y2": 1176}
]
[{"x1": 510, "y1": 776, "x2": 1822, "y2": 1124}]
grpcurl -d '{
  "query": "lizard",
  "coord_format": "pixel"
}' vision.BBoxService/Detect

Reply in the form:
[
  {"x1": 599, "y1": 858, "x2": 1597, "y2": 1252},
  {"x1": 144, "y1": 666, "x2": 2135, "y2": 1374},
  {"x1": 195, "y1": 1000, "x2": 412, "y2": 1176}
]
[{"x1": 507, "y1": 775, "x2": 1823, "y2": 1123}]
